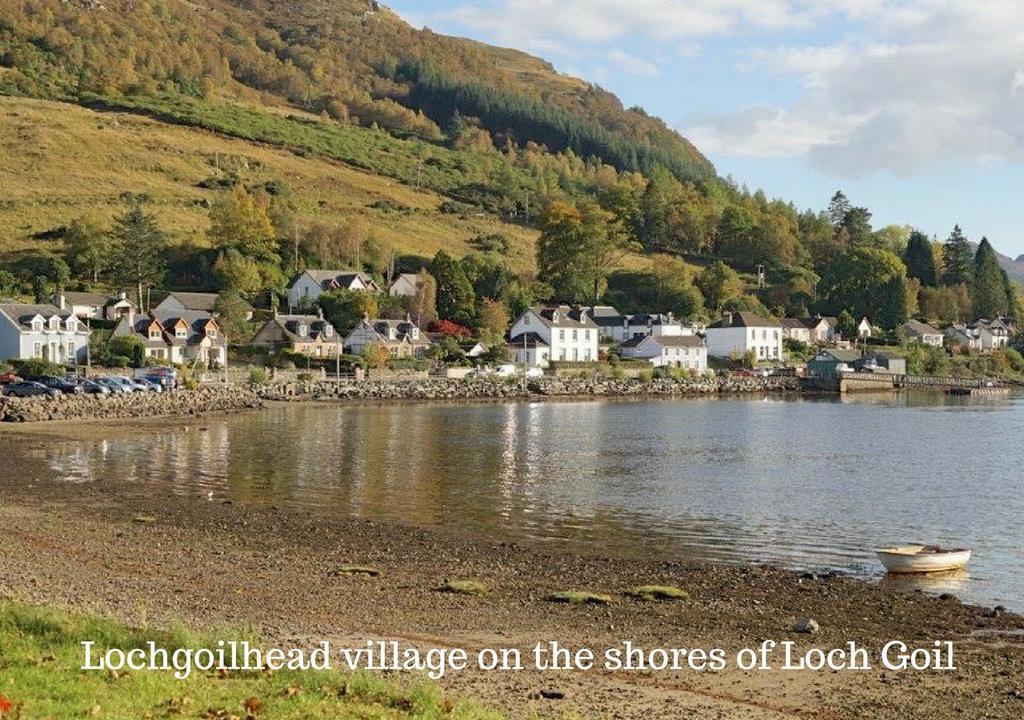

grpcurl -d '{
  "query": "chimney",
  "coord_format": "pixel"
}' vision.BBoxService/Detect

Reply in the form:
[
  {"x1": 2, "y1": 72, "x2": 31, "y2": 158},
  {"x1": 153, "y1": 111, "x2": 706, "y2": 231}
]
[
  {"x1": 57, "y1": 293, "x2": 66, "y2": 311},
  {"x1": 318, "y1": 307, "x2": 324, "y2": 320},
  {"x1": 723, "y1": 311, "x2": 734, "y2": 326},
  {"x1": 119, "y1": 291, "x2": 127, "y2": 301}
]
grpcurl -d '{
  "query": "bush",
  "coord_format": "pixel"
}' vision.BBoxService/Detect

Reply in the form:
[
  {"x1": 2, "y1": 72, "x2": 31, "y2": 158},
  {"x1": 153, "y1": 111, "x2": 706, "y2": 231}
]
[
  {"x1": 247, "y1": 366, "x2": 269, "y2": 385},
  {"x1": 998, "y1": 347, "x2": 1024, "y2": 373},
  {"x1": 11, "y1": 358, "x2": 66, "y2": 377},
  {"x1": 638, "y1": 368, "x2": 654, "y2": 383},
  {"x1": 297, "y1": 371, "x2": 314, "y2": 382}
]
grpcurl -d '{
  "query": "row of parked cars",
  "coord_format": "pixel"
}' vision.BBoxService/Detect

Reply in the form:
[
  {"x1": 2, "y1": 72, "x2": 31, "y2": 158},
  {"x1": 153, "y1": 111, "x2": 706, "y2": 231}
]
[{"x1": 0, "y1": 368, "x2": 178, "y2": 398}]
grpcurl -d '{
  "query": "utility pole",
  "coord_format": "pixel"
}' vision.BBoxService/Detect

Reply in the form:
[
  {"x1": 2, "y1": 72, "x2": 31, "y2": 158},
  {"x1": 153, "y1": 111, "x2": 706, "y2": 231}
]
[{"x1": 523, "y1": 190, "x2": 532, "y2": 227}]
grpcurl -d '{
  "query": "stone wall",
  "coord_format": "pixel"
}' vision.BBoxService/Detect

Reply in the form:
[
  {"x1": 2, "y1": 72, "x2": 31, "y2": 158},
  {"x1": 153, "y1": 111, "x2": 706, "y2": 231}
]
[
  {"x1": 0, "y1": 386, "x2": 263, "y2": 423},
  {"x1": 258, "y1": 375, "x2": 802, "y2": 402}
]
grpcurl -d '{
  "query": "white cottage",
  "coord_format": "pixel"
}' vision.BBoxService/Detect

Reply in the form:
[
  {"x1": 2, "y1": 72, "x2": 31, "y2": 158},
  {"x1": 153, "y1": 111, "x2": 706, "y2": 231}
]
[
  {"x1": 509, "y1": 306, "x2": 599, "y2": 367},
  {"x1": 621, "y1": 335, "x2": 707, "y2": 371},
  {"x1": 112, "y1": 310, "x2": 227, "y2": 367},
  {"x1": 388, "y1": 273, "x2": 422, "y2": 298},
  {"x1": 0, "y1": 303, "x2": 91, "y2": 364},
  {"x1": 345, "y1": 316, "x2": 431, "y2": 358},
  {"x1": 705, "y1": 311, "x2": 783, "y2": 361},
  {"x1": 287, "y1": 270, "x2": 380, "y2": 310}
]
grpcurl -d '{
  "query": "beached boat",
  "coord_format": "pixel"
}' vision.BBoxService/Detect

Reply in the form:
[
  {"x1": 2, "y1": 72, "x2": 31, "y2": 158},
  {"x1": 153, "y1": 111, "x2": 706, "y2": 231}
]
[{"x1": 876, "y1": 545, "x2": 972, "y2": 574}]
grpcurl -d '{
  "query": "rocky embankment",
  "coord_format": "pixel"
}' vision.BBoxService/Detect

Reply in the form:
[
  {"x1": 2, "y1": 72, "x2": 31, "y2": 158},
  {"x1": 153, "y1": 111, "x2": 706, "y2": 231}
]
[
  {"x1": 0, "y1": 377, "x2": 801, "y2": 422},
  {"x1": 258, "y1": 375, "x2": 802, "y2": 401},
  {"x1": 0, "y1": 386, "x2": 263, "y2": 423}
]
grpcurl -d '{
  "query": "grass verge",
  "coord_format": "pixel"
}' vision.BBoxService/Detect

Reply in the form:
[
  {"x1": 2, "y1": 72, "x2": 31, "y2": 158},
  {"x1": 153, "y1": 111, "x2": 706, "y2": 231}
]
[{"x1": 0, "y1": 600, "x2": 501, "y2": 719}]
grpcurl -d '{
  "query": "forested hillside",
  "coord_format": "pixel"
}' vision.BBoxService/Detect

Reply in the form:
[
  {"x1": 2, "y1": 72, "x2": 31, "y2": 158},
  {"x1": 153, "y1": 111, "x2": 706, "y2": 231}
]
[{"x1": 0, "y1": 0, "x2": 1021, "y2": 344}]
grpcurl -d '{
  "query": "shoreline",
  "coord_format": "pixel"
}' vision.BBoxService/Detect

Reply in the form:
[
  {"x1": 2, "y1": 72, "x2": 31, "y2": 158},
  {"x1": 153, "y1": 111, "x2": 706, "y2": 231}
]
[{"x1": 2, "y1": 468, "x2": 1022, "y2": 718}]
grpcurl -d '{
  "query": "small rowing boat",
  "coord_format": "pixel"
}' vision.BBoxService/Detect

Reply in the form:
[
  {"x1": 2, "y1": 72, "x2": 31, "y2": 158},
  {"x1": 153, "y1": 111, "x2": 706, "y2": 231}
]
[{"x1": 875, "y1": 545, "x2": 972, "y2": 574}]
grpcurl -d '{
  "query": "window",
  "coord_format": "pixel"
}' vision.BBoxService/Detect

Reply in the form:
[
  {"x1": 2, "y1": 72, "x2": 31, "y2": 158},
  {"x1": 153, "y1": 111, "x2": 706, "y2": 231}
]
[
  {"x1": 32, "y1": 319, "x2": 43, "y2": 332},
  {"x1": 49, "y1": 316, "x2": 60, "y2": 331},
  {"x1": 149, "y1": 328, "x2": 162, "y2": 340},
  {"x1": 65, "y1": 318, "x2": 77, "y2": 332},
  {"x1": 67, "y1": 342, "x2": 75, "y2": 358},
  {"x1": 559, "y1": 329, "x2": 565, "y2": 341},
  {"x1": 175, "y1": 327, "x2": 187, "y2": 339},
  {"x1": 572, "y1": 329, "x2": 578, "y2": 341},
  {"x1": 33, "y1": 342, "x2": 42, "y2": 358}
]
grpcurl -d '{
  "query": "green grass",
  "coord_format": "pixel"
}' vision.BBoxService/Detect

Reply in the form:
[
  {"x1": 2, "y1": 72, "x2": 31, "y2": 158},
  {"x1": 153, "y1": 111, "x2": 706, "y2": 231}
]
[
  {"x1": 545, "y1": 591, "x2": 614, "y2": 606},
  {"x1": 0, "y1": 601, "x2": 502, "y2": 719},
  {"x1": 624, "y1": 585, "x2": 689, "y2": 602},
  {"x1": 438, "y1": 580, "x2": 489, "y2": 597}
]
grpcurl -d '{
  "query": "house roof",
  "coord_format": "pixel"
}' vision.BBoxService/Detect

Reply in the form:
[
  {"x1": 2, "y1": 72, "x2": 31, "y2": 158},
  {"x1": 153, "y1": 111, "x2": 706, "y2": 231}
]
[
  {"x1": 351, "y1": 317, "x2": 429, "y2": 346},
  {"x1": 812, "y1": 349, "x2": 862, "y2": 363},
  {"x1": 647, "y1": 335, "x2": 705, "y2": 348},
  {"x1": 392, "y1": 273, "x2": 420, "y2": 286},
  {"x1": 163, "y1": 292, "x2": 252, "y2": 313},
  {"x1": 0, "y1": 303, "x2": 74, "y2": 329},
  {"x1": 526, "y1": 306, "x2": 599, "y2": 329},
  {"x1": 267, "y1": 314, "x2": 337, "y2": 343},
  {"x1": 582, "y1": 305, "x2": 626, "y2": 327},
  {"x1": 708, "y1": 311, "x2": 778, "y2": 329},
  {"x1": 60, "y1": 291, "x2": 108, "y2": 307},
  {"x1": 300, "y1": 270, "x2": 378, "y2": 291},
  {"x1": 781, "y1": 318, "x2": 808, "y2": 330},
  {"x1": 509, "y1": 331, "x2": 549, "y2": 348},
  {"x1": 903, "y1": 320, "x2": 942, "y2": 336},
  {"x1": 148, "y1": 310, "x2": 226, "y2": 347}
]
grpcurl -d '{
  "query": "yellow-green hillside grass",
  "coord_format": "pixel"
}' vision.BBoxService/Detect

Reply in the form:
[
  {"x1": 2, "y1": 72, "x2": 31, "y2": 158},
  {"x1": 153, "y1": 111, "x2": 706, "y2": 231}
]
[
  {"x1": 624, "y1": 585, "x2": 689, "y2": 601},
  {"x1": 0, "y1": 600, "x2": 501, "y2": 719}
]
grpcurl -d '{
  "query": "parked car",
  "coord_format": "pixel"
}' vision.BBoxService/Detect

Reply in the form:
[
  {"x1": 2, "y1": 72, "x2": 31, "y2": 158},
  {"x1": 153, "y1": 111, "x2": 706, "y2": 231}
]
[
  {"x1": 135, "y1": 378, "x2": 163, "y2": 393},
  {"x1": 134, "y1": 367, "x2": 178, "y2": 390},
  {"x1": 524, "y1": 366, "x2": 545, "y2": 379},
  {"x1": 96, "y1": 377, "x2": 132, "y2": 394},
  {"x1": 79, "y1": 379, "x2": 111, "y2": 395},
  {"x1": 494, "y1": 364, "x2": 518, "y2": 377},
  {"x1": 24, "y1": 375, "x2": 83, "y2": 395},
  {"x1": 2, "y1": 381, "x2": 60, "y2": 398},
  {"x1": 0, "y1": 371, "x2": 20, "y2": 385}
]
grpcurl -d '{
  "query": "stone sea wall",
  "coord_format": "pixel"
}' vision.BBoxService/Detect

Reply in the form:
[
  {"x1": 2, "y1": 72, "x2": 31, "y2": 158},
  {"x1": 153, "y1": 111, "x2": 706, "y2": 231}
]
[
  {"x1": 1, "y1": 376, "x2": 802, "y2": 423},
  {"x1": 0, "y1": 386, "x2": 264, "y2": 423},
  {"x1": 259, "y1": 375, "x2": 802, "y2": 402}
]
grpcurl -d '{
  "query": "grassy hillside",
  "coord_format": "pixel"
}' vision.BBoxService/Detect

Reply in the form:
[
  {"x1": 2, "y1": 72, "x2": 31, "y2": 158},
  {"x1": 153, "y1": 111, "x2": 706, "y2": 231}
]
[{"x1": 0, "y1": 96, "x2": 542, "y2": 271}]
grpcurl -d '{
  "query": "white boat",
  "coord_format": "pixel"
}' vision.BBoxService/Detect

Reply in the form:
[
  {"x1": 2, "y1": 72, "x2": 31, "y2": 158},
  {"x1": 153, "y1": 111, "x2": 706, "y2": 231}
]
[{"x1": 876, "y1": 545, "x2": 972, "y2": 574}]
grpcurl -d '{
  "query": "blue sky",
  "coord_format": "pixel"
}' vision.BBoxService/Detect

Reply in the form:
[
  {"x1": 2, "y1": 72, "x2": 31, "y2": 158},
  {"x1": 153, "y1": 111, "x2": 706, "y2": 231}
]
[{"x1": 388, "y1": 1, "x2": 1024, "y2": 259}]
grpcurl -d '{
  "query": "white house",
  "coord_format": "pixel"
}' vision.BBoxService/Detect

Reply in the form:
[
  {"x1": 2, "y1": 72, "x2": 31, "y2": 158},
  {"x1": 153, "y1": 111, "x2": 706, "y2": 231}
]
[
  {"x1": 155, "y1": 291, "x2": 253, "y2": 320},
  {"x1": 345, "y1": 316, "x2": 431, "y2": 358},
  {"x1": 113, "y1": 310, "x2": 227, "y2": 367},
  {"x1": 0, "y1": 303, "x2": 91, "y2": 364},
  {"x1": 287, "y1": 270, "x2": 380, "y2": 310},
  {"x1": 902, "y1": 320, "x2": 944, "y2": 347},
  {"x1": 509, "y1": 306, "x2": 599, "y2": 368},
  {"x1": 705, "y1": 311, "x2": 784, "y2": 362},
  {"x1": 857, "y1": 317, "x2": 873, "y2": 340},
  {"x1": 781, "y1": 318, "x2": 811, "y2": 344},
  {"x1": 389, "y1": 273, "x2": 422, "y2": 298},
  {"x1": 621, "y1": 335, "x2": 707, "y2": 371},
  {"x1": 945, "y1": 319, "x2": 1011, "y2": 352}
]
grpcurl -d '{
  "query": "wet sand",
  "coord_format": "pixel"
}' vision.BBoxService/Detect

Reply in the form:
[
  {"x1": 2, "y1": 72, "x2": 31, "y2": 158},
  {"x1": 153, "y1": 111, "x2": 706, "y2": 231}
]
[{"x1": 1, "y1": 417, "x2": 1023, "y2": 718}]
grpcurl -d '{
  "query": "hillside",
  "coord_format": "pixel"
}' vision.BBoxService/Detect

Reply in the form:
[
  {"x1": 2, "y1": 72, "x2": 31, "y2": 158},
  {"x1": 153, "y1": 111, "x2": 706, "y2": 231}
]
[
  {"x1": 0, "y1": 96, "x2": 542, "y2": 271},
  {"x1": 0, "y1": 0, "x2": 713, "y2": 183}
]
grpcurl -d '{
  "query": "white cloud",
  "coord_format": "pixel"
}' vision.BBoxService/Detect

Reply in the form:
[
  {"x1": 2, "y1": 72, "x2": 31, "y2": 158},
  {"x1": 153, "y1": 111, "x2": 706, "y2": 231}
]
[
  {"x1": 607, "y1": 49, "x2": 661, "y2": 77},
  {"x1": 682, "y1": 1, "x2": 1024, "y2": 175}
]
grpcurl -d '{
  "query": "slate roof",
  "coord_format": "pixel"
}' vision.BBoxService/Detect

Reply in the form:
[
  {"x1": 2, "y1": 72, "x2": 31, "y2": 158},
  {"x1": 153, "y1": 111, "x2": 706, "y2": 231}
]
[
  {"x1": 646, "y1": 335, "x2": 705, "y2": 348},
  {"x1": 582, "y1": 305, "x2": 626, "y2": 327},
  {"x1": 269, "y1": 314, "x2": 337, "y2": 343},
  {"x1": 300, "y1": 270, "x2": 378, "y2": 291},
  {"x1": 708, "y1": 311, "x2": 778, "y2": 329},
  {"x1": 812, "y1": 349, "x2": 862, "y2": 363},
  {"x1": 527, "y1": 306, "x2": 599, "y2": 329},
  {"x1": 60, "y1": 291, "x2": 109, "y2": 307},
  {"x1": 162, "y1": 292, "x2": 252, "y2": 314},
  {"x1": 903, "y1": 320, "x2": 942, "y2": 336},
  {"x1": 0, "y1": 303, "x2": 74, "y2": 329},
  {"x1": 509, "y1": 332, "x2": 549, "y2": 348}
]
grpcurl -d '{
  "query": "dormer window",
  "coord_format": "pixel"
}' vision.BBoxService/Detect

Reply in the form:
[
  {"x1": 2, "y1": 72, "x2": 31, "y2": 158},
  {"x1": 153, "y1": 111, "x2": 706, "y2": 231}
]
[
  {"x1": 175, "y1": 325, "x2": 187, "y2": 339},
  {"x1": 31, "y1": 318, "x2": 43, "y2": 332},
  {"x1": 49, "y1": 316, "x2": 60, "y2": 331},
  {"x1": 65, "y1": 317, "x2": 77, "y2": 332},
  {"x1": 325, "y1": 325, "x2": 333, "y2": 337},
  {"x1": 298, "y1": 324, "x2": 308, "y2": 337},
  {"x1": 524, "y1": 316, "x2": 530, "y2": 325},
  {"x1": 207, "y1": 328, "x2": 218, "y2": 339}
]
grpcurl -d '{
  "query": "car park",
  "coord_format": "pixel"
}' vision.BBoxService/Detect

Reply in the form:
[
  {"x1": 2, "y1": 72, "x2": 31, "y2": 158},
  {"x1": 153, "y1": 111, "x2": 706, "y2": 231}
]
[
  {"x1": 24, "y1": 376, "x2": 83, "y2": 395},
  {"x1": 79, "y1": 379, "x2": 111, "y2": 395},
  {"x1": 96, "y1": 377, "x2": 132, "y2": 394}
]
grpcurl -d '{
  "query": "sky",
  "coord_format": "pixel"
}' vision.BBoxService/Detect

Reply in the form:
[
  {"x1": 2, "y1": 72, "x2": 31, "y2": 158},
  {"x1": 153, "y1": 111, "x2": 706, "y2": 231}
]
[{"x1": 387, "y1": 0, "x2": 1024, "y2": 259}]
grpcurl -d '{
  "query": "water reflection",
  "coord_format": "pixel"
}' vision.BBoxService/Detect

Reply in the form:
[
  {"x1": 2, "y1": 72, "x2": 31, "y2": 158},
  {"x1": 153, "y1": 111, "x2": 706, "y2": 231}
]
[{"x1": 27, "y1": 394, "x2": 1024, "y2": 610}]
